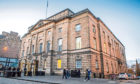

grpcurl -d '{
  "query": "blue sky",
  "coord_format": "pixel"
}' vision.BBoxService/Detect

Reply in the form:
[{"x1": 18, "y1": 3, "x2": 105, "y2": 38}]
[{"x1": 0, "y1": 0, "x2": 140, "y2": 66}]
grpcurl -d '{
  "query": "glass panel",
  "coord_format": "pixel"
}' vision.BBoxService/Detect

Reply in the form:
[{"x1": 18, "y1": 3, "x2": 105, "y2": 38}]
[
  {"x1": 75, "y1": 24, "x2": 81, "y2": 32},
  {"x1": 93, "y1": 25, "x2": 96, "y2": 33},
  {"x1": 76, "y1": 37, "x2": 81, "y2": 49},
  {"x1": 22, "y1": 50, "x2": 24, "y2": 57},
  {"x1": 39, "y1": 43, "x2": 43, "y2": 53},
  {"x1": 47, "y1": 41, "x2": 50, "y2": 52},
  {"x1": 76, "y1": 59, "x2": 82, "y2": 68},
  {"x1": 32, "y1": 45, "x2": 34, "y2": 54},
  {"x1": 58, "y1": 39, "x2": 62, "y2": 51},
  {"x1": 59, "y1": 28, "x2": 62, "y2": 32},
  {"x1": 93, "y1": 38, "x2": 97, "y2": 49},
  {"x1": 95, "y1": 61, "x2": 98, "y2": 69}
]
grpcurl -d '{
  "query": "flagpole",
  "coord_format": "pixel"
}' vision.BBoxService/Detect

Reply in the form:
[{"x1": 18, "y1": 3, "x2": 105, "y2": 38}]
[{"x1": 46, "y1": 0, "x2": 48, "y2": 18}]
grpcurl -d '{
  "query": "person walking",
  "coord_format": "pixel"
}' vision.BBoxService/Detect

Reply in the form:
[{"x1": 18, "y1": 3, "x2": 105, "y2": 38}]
[
  {"x1": 62, "y1": 69, "x2": 67, "y2": 79},
  {"x1": 66, "y1": 69, "x2": 70, "y2": 79},
  {"x1": 85, "y1": 69, "x2": 89, "y2": 81},
  {"x1": 88, "y1": 69, "x2": 91, "y2": 80}
]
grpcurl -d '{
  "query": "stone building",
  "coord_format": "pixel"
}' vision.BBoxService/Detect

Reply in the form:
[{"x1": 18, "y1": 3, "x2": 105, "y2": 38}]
[
  {"x1": 0, "y1": 31, "x2": 21, "y2": 67},
  {"x1": 19, "y1": 8, "x2": 127, "y2": 77}
]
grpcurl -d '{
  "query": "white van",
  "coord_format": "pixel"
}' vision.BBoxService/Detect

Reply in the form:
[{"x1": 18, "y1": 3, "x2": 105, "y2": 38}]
[{"x1": 118, "y1": 73, "x2": 128, "y2": 80}]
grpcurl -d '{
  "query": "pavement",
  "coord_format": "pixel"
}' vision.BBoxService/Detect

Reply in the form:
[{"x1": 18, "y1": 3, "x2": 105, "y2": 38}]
[
  {"x1": 0, "y1": 76, "x2": 140, "y2": 84},
  {"x1": 119, "y1": 80, "x2": 140, "y2": 84}
]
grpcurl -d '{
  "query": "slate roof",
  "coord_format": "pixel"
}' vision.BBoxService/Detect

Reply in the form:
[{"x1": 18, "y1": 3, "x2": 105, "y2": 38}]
[{"x1": 22, "y1": 8, "x2": 124, "y2": 47}]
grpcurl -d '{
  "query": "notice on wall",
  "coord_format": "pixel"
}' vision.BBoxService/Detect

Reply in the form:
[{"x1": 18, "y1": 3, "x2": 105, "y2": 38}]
[{"x1": 57, "y1": 59, "x2": 61, "y2": 69}]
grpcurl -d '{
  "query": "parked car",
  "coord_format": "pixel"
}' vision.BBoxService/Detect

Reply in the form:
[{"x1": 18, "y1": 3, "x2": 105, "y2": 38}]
[
  {"x1": 118, "y1": 73, "x2": 128, "y2": 80},
  {"x1": 136, "y1": 76, "x2": 140, "y2": 80}
]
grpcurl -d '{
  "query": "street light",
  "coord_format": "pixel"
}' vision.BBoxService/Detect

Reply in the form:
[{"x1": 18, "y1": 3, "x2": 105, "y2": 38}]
[
  {"x1": 3, "y1": 46, "x2": 8, "y2": 51},
  {"x1": 3, "y1": 46, "x2": 8, "y2": 77}
]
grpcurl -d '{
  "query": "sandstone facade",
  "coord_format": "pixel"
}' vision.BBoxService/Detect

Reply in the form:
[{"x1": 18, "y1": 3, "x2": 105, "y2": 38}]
[{"x1": 19, "y1": 9, "x2": 127, "y2": 78}]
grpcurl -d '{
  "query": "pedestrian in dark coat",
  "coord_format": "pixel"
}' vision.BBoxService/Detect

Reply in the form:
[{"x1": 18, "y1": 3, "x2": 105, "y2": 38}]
[
  {"x1": 66, "y1": 69, "x2": 70, "y2": 79},
  {"x1": 62, "y1": 69, "x2": 67, "y2": 79},
  {"x1": 78, "y1": 69, "x2": 81, "y2": 77},
  {"x1": 24, "y1": 67, "x2": 27, "y2": 76},
  {"x1": 88, "y1": 69, "x2": 91, "y2": 80}
]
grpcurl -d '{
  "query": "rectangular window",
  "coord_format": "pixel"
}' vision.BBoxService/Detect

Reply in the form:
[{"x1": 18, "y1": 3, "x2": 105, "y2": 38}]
[
  {"x1": 32, "y1": 45, "x2": 34, "y2": 54},
  {"x1": 93, "y1": 38, "x2": 97, "y2": 49},
  {"x1": 46, "y1": 41, "x2": 50, "y2": 52},
  {"x1": 76, "y1": 37, "x2": 81, "y2": 49},
  {"x1": 22, "y1": 50, "x2": 24, "y2": 57},
  {"x1": 43, "y1": 59, "x2": 46, "y2": 69},
  {"x1": 93, "y1": 25, "x2": 96, "y2": 33},
  {"x1": 57, "y1": 59, "x2": 61, "y2": 69},
  {"x1": 109, "y1": 46, "x2": 111, "y2": 55},
  {"x1": 48, "y1": 31, "x2": 51, "y2": 35},
  {"x1": 58, "y1": 39, "x2": 62, "y2": 51},
  {"x1": 75, "y1": 24, "x2": 81, "y2": 32},
  {"x1": 108, "y1": 36, "x2": 110, "y2": 42},
  {"x1": 76, "y1": 59, "x2": 82, "y2": 68},
  {"x1": 106, "y1": 62, "x2": 109, "y2": 73},
  {"x1": 58, "y1": 28, "x2": 62, "y2": 33},
  {"x1": 104, "y1": 43, "x2": 107, "y2": 53},
  {"x1": 103, "y1": 31, "x2": 105, "y2": 40},
  {"x1": 111, "y1": 63, "x2": 114, "y2": 73},
  {"x1": 26, "y1": 47, "x2": 29, "y2": 55},
  {"x1": 95, "y1": 60, "x2": 99, "y2": 69},
  {"x1": 39, "y1": 43, "x2": 43, "y2": 53}
]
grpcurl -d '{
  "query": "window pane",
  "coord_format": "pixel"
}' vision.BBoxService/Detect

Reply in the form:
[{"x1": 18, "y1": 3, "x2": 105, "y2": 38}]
[
  {"x1": 48, "y1": 31, "x2": 51, "y2": 35},
  {"x1": 75, "y1": 24, "x2": 81, "y2": 31},
  {"x1": 46, "y1": 41, "x2": 50, "y2": 52},
  {"x1": 76, "y1": 37, "x2": 81, "y2": 49},
  {"x1": 104, "y1": 43, "x2": 107, "y2": 53},
  {"x1": 93, "y1": 38, "x2": 97, "y2": 49},
  {"x1": 26, "y1": 47, "x2": 29, "y2": 55},
  {"x1": 32, "y1": 45, "x2": 34, "y2": 54},
  {"x1": 58, "y1": 39, "x2": 62, "y2": 51},
  {"x1": 76, "y1": 59, "x2": 82, "y2": 68},
  {"x1": 39, "y1": 43, "x2": 43, "y2": 53},
  {"x1": 93, "y1": 25, "x2": 96, "y2": 33},
  {"x1": 106, "y1": 62, "x2": 109, "y2": 73},
  {"x1": 59, "y1": 28, "x2": 62, "y2": 32},
  {"x1": 22, "y1": 50, "x2": 24, "y2": 57},
  {"x1": 95, "y1": 61, "x2": 98, "y2": 69}
]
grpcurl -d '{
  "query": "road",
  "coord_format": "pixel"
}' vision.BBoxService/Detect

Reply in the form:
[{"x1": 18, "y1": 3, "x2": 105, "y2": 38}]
[{"x1": 0, "y1": 76, "x2": 140, "y2": 84}]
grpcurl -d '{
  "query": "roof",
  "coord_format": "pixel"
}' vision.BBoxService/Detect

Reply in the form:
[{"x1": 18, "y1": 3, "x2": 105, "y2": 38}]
[{"x1": 23, "y1": 8, "x2": 124, "y2": 47}]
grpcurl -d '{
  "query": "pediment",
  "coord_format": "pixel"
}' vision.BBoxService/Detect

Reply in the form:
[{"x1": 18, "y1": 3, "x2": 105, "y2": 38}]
[{"x1": 29, "y1": 20, "x2": 51, "y2": 32}]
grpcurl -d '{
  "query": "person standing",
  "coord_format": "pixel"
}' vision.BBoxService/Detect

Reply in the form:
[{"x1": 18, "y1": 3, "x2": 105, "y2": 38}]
[
  {"x1": 78, "y1": 69, "x2": 81, "y2": 78},
  {"x1": 62, "y1": 69, "x2": 67, "y2": 79}
]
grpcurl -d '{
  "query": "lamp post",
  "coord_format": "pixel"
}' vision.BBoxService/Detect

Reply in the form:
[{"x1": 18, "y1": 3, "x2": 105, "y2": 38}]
[{"x1": 3, "y1": 46, "x2": 8, "y2": 77}]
